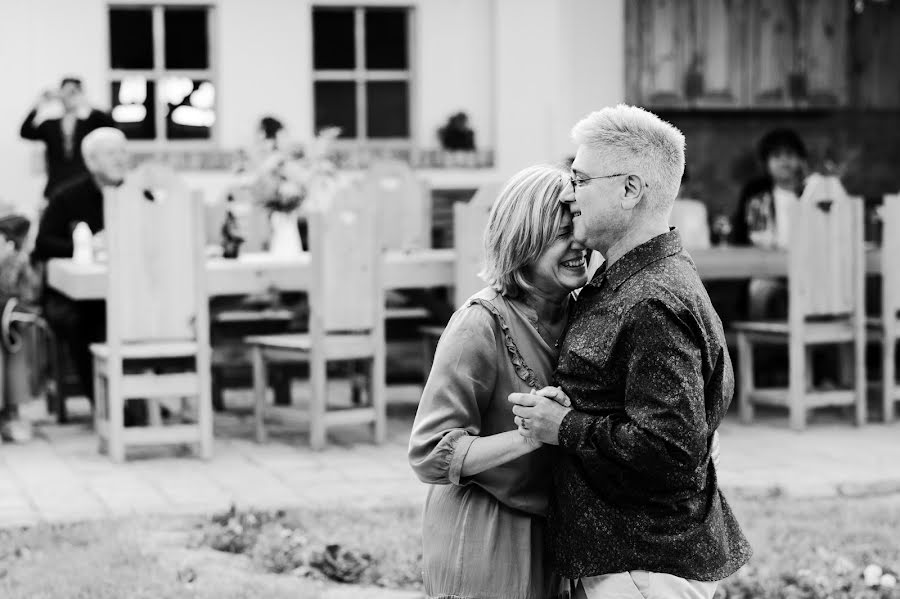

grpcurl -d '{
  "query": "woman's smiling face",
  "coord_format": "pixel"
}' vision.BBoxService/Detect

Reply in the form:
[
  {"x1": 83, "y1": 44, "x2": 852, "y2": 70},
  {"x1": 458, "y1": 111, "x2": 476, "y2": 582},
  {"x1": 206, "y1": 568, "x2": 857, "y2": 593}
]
[{"x1": 527, "y1": 208, "x2": 589, "y2": 298}]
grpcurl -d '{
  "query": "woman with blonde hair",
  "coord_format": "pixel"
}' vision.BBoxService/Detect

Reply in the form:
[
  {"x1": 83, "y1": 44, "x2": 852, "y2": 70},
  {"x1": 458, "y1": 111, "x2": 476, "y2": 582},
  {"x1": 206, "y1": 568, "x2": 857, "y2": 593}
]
[{"x1": 408, "y1": 164, "x2": 588, "y2": 599}]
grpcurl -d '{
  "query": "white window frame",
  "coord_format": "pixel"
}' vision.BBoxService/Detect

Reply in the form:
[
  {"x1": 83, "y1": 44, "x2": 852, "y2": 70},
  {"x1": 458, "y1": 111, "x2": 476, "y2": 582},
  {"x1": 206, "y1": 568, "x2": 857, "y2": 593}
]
[
  {"x1": 312, "y1": 5, "x2": 416, "y2": 147},
  {"x1": 106, "y1": 3, "x2": 218, "y2": 148}
]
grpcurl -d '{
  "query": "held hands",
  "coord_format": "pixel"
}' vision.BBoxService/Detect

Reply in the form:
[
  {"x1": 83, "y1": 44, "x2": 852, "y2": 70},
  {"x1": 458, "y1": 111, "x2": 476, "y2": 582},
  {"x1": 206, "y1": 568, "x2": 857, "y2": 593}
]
[
  {"x1": 509, "y1": 386, "x2": 572, "y2": 446},
  {"x1": 509, "y1": 388, "x2": 724, "y2": 467},
  {"x1": 512, "y1": 389, "x2": 547, "y2": 450}
]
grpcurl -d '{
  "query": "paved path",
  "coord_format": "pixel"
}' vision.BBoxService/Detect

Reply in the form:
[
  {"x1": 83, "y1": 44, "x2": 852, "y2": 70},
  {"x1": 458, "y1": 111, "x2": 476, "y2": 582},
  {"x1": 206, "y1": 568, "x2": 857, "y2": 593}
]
[{"x1": 1, "y1": 385, "x2": 899, "y2": 529}]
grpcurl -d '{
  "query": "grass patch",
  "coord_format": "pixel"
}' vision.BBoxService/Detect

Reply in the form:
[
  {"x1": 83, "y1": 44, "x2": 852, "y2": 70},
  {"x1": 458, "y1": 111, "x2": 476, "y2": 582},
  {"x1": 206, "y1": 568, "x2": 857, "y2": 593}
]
[
  {"x1": 1, "y1": 495, "x2": 899, "y2": 599},
  {"x1": 195, "y1": 503, "x2": 422, "y2": 588},
  {"x1": 720, "y1": 495, "x2": 900, "y2": 598},
  {"x1": 0, "y1": 518, "x2": 323, "y2": 599}
]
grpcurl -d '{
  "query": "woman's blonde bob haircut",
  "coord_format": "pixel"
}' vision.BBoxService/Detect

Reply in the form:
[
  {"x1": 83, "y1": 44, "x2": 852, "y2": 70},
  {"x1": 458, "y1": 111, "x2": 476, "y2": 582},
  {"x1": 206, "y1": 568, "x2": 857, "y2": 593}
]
[{"x1": 479, "y1": 164, "x2": 568, "y2": 298}]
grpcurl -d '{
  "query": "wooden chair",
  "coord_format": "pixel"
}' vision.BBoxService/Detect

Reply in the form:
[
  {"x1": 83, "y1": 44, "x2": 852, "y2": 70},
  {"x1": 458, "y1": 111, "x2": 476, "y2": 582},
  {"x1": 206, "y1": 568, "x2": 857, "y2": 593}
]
[
  {"x1": 367, "y1": 160, "x2": 433, "y2": 327},
  {"x1": 869, "y1": 193, "x2": 900, "y2": 421},
  {"x1": 207, "y1": 185, "x2": 295, "y2": 411},
  {"x1": 91, "y1": 163, "x2": 213, "y2": 462},
  {"x1": 368, "y1": 160, "x2": 431, "y2": 252},
  {"x1": 419, "y1": 181, "x2": 501, "y2": 379},
  {"x1": 247, "y1": 176, "x2": 386, "y2": 450},
  {"x1": 670, "y1": 198, "x2": 711, "y2": 249},
  {"x1": 451, "y1": 182, "x2": 500, "y2": 306},
  {"x1": 733, "y1": 175, "x2": 867, "y2": 430}
]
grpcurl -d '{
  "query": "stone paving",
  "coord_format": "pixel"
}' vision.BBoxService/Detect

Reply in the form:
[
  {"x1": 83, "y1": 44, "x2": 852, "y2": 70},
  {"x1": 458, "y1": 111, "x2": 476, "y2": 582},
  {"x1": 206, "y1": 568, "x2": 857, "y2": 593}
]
[{"x1": 1, "y1": 384, "x2": 900, "y2": 529}]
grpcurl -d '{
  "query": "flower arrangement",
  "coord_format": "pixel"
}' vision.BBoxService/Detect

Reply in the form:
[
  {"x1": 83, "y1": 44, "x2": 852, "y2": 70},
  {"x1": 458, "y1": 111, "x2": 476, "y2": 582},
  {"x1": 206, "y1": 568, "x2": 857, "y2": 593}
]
[
  {"x1": 222, "y1": 126, "x2": 342, "y2": 256},
  {"x1": 241, "y1": 126, "x2": 342, "y2": 215}
]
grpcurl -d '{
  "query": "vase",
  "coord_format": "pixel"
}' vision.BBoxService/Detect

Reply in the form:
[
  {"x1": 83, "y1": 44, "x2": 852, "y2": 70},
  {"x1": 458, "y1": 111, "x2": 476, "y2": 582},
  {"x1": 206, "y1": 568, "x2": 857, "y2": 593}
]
[{"x1": 268, "y1": 210, "x2": 303, "y2": 255}]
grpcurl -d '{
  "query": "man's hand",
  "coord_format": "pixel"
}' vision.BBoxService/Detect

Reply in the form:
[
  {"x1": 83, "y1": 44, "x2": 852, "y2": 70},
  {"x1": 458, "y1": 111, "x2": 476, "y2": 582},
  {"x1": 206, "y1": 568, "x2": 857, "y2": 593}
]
[
  {"x1": 534, "y1": 386, "x2": 571, "y2": 407},
  {"x1": 31, "y1": 90, "x2": 59, "y2": 125},
  {"x1": 508, "y1": 387, "x2": 572, "y2": 446},
  {"x1": 36, "y1": 89, "x2": 56, "y2": 106}
]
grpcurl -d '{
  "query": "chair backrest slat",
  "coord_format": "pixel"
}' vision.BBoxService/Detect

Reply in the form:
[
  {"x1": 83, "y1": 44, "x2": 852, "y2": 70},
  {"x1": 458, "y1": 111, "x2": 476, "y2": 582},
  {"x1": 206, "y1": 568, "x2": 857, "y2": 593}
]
[
  {"x1": 307, "y1": 177, "x2": 380, "y2": 333},
  {"x1": 882, "y1": 193, "x2": 900, "y2": 320},
  {"x1": 453, "y1": 182, "x2": 500, "y2": 307},
  {"x1": 105, "y1": 163, "x2": 207, "y2": 345},
  {"x1": 367, "y1": 160, "x2": 430, "y2": 251},
  {"x1": 788, "y1": 175, "x2": 863, "y2": 319}
]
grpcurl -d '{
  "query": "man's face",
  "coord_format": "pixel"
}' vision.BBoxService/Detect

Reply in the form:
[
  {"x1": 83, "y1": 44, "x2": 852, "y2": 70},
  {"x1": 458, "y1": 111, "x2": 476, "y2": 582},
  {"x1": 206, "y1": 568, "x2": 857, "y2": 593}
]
[
  {"x1": 59, "y1": 82, "x2": 83, "y2": 112},
  {"x1": 567, "y1": 145, "x2": 628, "y2": 253},
  {"x1": 88, "y1": 139, "x2": 129, "y2": 185}
]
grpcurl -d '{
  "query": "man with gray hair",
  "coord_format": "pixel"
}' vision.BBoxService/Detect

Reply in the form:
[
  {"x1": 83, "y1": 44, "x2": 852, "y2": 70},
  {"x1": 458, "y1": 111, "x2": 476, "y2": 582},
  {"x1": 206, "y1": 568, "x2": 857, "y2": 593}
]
[
  {"x1": 32, "y1": 127, "x2": 129, "y2": 414},
  {"x1": 509, "y1": 105, "x2": 751, "y2": 598}
]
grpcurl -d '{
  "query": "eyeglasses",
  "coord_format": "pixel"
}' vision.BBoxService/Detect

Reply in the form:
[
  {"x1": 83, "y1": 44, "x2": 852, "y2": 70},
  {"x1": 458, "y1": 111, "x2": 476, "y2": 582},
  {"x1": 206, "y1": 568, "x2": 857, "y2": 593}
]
[{"x1": 569, "y1": 173, "x2": 628, "y2": 193}]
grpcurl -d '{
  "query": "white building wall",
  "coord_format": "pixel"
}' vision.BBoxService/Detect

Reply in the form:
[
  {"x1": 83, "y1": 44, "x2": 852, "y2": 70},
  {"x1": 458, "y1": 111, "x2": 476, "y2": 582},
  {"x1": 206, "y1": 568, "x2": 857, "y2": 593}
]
[
  {"x1": 562, "y1": 0, "x2": 626, "y2": 136},
  {"x1": 0, "y1": 0, "x2": 623, "y2": 213},
  {"x1": 0, "y1": 0, "x2": 107, "y2": 213},
  {"x1": 493, "y1": 0, "x2": 626, "y2": 176},
  {"x1": 216, "y1": 0, "x2": 312, "y2": 147},
  {"x1": 416, "y1": 0, "x2": 494, "y2": 151}
]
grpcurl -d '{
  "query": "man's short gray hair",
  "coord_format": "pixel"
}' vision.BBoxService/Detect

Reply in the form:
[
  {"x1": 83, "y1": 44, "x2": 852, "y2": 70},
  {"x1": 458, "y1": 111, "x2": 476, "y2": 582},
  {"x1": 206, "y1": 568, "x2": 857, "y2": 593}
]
[
  {"x1": 571, "y1": 104, "x2": 685, "y2": 214},
  {"x1": 81, "y1": 127, "x2": 126, "y2": 162},
  {"x1": 479, "y1": 164, "x2": 568, "y2": 299}
]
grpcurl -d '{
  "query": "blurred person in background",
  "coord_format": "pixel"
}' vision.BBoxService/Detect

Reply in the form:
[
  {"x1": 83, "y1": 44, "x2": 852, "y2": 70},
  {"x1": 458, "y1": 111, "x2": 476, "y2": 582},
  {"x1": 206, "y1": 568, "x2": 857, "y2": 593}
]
[
  {"x1": 731, "y1": 127, "x2": 808, "y2": 249},
  {"x1": 730, "y1": 128, "x2": 842, "y2": 387},
  {"x1": 20, "y1": 77, "x2": 117, "y2": 199},
  {"x1": 731, "y1": 128, "x2": 809, "y2": 319},
  {"x1": 31, "y1": 127, "x2": 128, "y2": 414},
  {"x1": 0, "y1": 210, "x2": 42, "y2": 443}
]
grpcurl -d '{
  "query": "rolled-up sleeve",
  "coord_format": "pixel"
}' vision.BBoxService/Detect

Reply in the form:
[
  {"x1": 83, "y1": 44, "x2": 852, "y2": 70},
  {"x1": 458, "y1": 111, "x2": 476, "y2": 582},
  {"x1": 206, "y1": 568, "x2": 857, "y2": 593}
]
[
  {"x1": 408, "y1": 305, "x2": 498, "y2": 485},
  {"x1": 558, "y1": 298, "x2": 709, "y2": 492}
]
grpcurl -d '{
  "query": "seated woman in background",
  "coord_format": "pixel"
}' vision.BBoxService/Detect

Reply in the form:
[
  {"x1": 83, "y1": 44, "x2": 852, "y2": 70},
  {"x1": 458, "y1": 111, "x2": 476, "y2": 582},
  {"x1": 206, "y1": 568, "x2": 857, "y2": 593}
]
[
  {"x1": 731, "y1": 128, "x2": 808, "y2": 250},
  {"x1": 731, "y1": 128, "x2": 809, "y2": 319}
]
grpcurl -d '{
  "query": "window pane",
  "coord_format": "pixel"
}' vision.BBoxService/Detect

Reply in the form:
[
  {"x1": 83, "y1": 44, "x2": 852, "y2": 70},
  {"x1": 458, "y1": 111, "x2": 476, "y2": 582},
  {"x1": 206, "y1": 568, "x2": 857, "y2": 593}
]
[
  {"x1": 365, "y1": 9, "x2": 407, "y2": 70},
  {"x1": 111, "y1": 78, "x2": 156, "y2": 140},
  {"x1": 109, "y1": 8, "x2": 153, "y2": 69},
  {"x1": 366, "y1": 81, "x2": 408, "y2": 138},
  {"x1": 165, "y1": 8, "x2": 209, "y2": 69},
  {"x1": 163, "y1": 77, "x2": 215, "y2": 140},
  {"x1": 313, "y1": 8, "x2": 355, "y2": 69},
  {"x1": 315, "y1": 82, "x2": 357, "y2": 138}
]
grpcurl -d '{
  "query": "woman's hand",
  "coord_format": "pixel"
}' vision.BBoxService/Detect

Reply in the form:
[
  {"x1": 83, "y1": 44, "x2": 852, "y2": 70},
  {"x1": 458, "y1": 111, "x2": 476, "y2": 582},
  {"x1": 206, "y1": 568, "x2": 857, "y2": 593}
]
[
  {"x1": 513, "y1": 387, "x2": 571, "y2": 448},
  {"x1": 509, "y1": 388, "x2": 572, "y2": 446},
  {"x1": 515, "y1": 419, "x2": 543, "y2": 450}
]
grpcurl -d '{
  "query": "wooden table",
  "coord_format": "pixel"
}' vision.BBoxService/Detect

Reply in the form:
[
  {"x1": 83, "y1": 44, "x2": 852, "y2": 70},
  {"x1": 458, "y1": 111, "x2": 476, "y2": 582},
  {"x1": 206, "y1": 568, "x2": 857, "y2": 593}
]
[
  {"x1": 46, "y1": 246, "x2": 882, "y2": 301},
  {"x1": 47, "y1": 249, "x2": 456, "y2": 300},
  {"x1": 687, "y1": 245, "x2": 881, "y2": 280}
]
